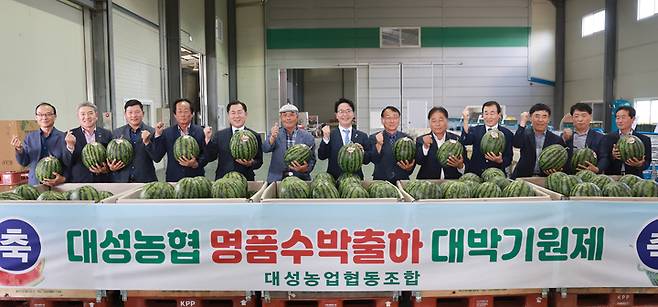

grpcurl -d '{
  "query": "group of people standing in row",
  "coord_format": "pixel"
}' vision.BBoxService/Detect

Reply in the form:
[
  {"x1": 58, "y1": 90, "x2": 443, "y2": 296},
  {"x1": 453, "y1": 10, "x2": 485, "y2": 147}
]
[{"x1": 12, "y1": 97, "x2": 653, "y2": 187}]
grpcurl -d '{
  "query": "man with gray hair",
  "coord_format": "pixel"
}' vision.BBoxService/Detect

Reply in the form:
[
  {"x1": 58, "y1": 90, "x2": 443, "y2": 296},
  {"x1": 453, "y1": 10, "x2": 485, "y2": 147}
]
[{"x1": 62, "y1": 102, "x2": 114, "y2": 182}]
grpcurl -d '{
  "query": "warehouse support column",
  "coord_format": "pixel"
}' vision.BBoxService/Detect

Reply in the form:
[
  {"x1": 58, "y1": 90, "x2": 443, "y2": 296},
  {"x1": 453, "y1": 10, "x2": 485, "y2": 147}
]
[
  {"x1": 603, "y1": 0, "x2": 618, "y2": 131},
  {"x1": 165, "y1": 0, "x2": 181, "y2": 124},
  {"x1": 90, "y1": 0, "x2": 113, "y2": 120},
  {"x1": 205, "y1": 0, "x2": 218, "y2": 129},
  {"x1": 228, "y1": 0, "x2": 237, "y2": 101},
  {"x1": 552, "y1": 0, "x2": 566, "y2": 127}
]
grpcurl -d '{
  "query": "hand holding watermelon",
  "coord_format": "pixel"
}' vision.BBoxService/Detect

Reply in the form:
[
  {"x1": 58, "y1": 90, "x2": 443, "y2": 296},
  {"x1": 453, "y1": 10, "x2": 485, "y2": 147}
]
[
  {"x1": 543, "y1": 168, "x2": 561, "y2": 175},
  {"x1": 289, "y1": 160, "x2": 309, "y2": 173},
  {"x1": 42, "y1": 171, "x2": 65, "y2": 187},
  {"x1": 397, "y1": 159, "x2": 416, "y2": 171},
  {"x1": 446, "y1": 155, "x2": 464, "y2": 169},
  {"x1": 107, "y1": 159, "x2": 126, "y2": 171},
  {"x1": 577, "y1": 160, "x2": 599, "y2": 173},
  {"x1": 88, "y1": 163, "x2": 109, "y2": 174},
  {"x1": 626, "y1": 157, "x2": 646, "y2": 167},
  {"x1": 235, "y1": 159, "x2": 254, "y2": 167},
  {"x1": 484, "y1": 152, "x2": 503, "y2": 164},
  {"x1": 178, "y1": 156, "x2": 199, "y2": 169}
]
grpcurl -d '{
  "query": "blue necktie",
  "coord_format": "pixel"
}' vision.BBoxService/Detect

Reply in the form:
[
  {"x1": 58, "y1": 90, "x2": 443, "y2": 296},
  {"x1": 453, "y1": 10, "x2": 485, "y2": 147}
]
[{"x1": 342, "y1": 129, "x2": 351, "y2": 145}]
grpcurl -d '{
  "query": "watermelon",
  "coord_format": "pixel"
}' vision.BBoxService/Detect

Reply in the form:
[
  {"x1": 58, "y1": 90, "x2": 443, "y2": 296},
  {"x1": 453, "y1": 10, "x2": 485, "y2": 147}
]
[
  {"x1": 480, "y1": 129, "x2": 505, "y2": 155},
  {"x1": 632, "y1": 180, "x2": 658, "y2": 197},
  {"x1": 223, "y1": 171, "x2": 248, "y2": 195},
  {"x1": 37, "y1": 191, "x2": 67, "y2": 201},
  {"x1": 338, "y1": 143, "x2": 364, "y2": 173},
  {"x1": 311, "y1": 181, "x2": 340, "y2": 199},
  {"x1": 459, "y1": 173, "x2": 482, "y2": 183},
  {"x1": 475, "y1": 181, "x2": 503, "y2": 198},
  {"x1": 482, "y1": 168, "x2": 506, "y2": 182},
  {"x1": 617, "y1": 135, "x2": 645, "y2": 162},
  {"x1": 444, "y1": 181, "x2": 471, "y2": 199},
  {"x1": 438, "y1": 180, "x2": 457, "y2": 197},
  {"x1": 194, "y1": 176, "x2": 213, "y2": 198},
  {"x1": 619, "y1": 174, "x2": 643, "y2": 189},
  {"x1": 602, "y1": 182, "x2": 632, "y2": 197},
  {"x1": 279, "y1": 177, "x2": 309, "y2": 199},
  {"x1": 35, "y1": 156, "x2": 62, "y2": 182},
  {"x1": 98, "y1": 191, "x2": 114, "y2": 200},
  {"x1": 436, "y1": 139, "x2": 464, "y2": 167},
  {"x1": 393, "y1": 137, "x2": 416, "y2": 162},
  {"x1": 173, "y1": 135, "x2": 200, "y2": 161},
  {"x1": 230, "y1": 130, "x2": 258, "y2": 160},
  {"x1": 337, "y1": 172, "x2": 360, "y2": 185},
  {"x1": 463, "y1": 180, "x2": 480, "y2": 198},
  {"x1": 590, "y1": 174, "x2": 614, "y2": 190},
  {"x1": 61, "y1": 191, "x2": 73, "y2": 200},
  {"x1": 406, "y1": 181, "x2": 441, "y2": 200},
  {"x1": 538, "y1": 144, "x2": 568, "y2": 173},
  {"x1": 558, "y1": 175, "x2": 583, "y2": 196},
  {"x1": 367, "y1": 181, "x2": 399, "y2": 198},
  {"x1": 140, "y1": 182, "x2": 175, "y2": 199},
  {"x1": 212, "y1": 178, "x2": 247, "y2": 198},
  {"x1": 107, "y1": 138, "x2": 134, "y2": 165},
  {"x1": 503, "y1": 179, "x2": 535, "y2": 197},
  {"x1": 284, "y1": 144, "x2": 312, "y2": 166},
  {"x1": 13, "y1": 185, "x2": 40, "y2": 200},
  {"x1": 70, "y1": 186, "x2": 101, "y2": 202},
  {"x1": 570, "y1": 182, "x2": 602, "y2": 197},
  {"x1": 340, "y1": 184, "x2": 369, "y2": 198},
  {"x1": 0, "y1": 192, "x2": 24, "y2": 201},
  {"x1": 575, "y1": 169, "x2": 597, "y2": 182},
  {"x1": 546, "y1": 172, "x2": 568, "y2": 192},
  {"x1": 313, "y1": 172, "x2": 335, "y2": 185},
  {"x1": 338, "y1": 176, "x2": 362, "y2": 194},
  {"x1": 491, "y1": 177, "x2": 513, "y2": 190},
  {"x1": 571, "y1": 148, "x2": 597, "y2": 171},
  {"x1": 81, "y1": 142, "x2": 107, "y2": 169},
  {"x1": 176, "y1": 177, "x2": 206, "y2": 199}
]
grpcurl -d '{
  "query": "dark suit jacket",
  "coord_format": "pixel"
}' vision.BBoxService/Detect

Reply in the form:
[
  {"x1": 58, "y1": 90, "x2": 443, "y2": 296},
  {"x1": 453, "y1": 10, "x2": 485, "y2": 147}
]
[
  {"x1": 511, "y1": 126, "x2": 567, "y2": 179},
  {"x1": 111, "y1": 123, "x2": 159, "y2": 183},
  {"x1": 201, "y1": 127, "x2": 263, "y2": 181},
  {"x1": 317, "y1": 127, "x2": 371, "y2": 180},
  {"x1": 565, "y1": 129, "x2": 609, "y2": 174},
  {"x1": 416, "y1": 131, "x2": 468, "y2": 180},
  {"x1": 62, "y1": 126, "x2": 114, "y2": 183},
  {"x1": 604, "y1": 131, "x2": 652, "y2": 177},
  {"x1": 152, "y1": 124, "x2": 207, "y2": 182},
  {"x1": 460, "y1": 125, "x2": 513, "y2": 176},
  {"x1": 369, "y1": 131, "x2": 414, "y2": 183},
  {"x1": 15, "y1": 128, "x2": 69, "y2": 185}
]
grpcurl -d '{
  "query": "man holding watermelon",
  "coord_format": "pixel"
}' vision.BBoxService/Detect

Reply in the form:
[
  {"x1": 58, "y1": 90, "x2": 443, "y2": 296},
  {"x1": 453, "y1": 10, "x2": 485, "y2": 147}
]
[
  {"x1": 369, "y1": 106, "x2": 415, "y2": 183},
  {"x1": 12, "y1": 102, "x2": 69, "y2": 186},
  {"x1": 511, "y1": 103, "x2": 567, "y2": 178},
  {"x1": 202, "y1": 100, "x2": 263, "y2": 180},
  {"x1": 110, "y1": 99, "x2": 158, "y2": 182},
  {"x1": 317, "y1": 98, "x2": 371, "y2": 180},
  {"x1": 151, "y1": 99, "x2": 208, "y2": 182},
  {"x1": 460, "y1": 101, "x2": 513, "y2": 176},
  {"x1": 605, "y1": 106, "x2": 652, "y2": 177},
  {"x1": 416, "y1": 107, "x2": 467, "y2": 179},
  {"x1": 562, "y1": 103, "x2": 609, "y2": 174},
  {"x1": 62, "y1": 102, "x2": 114, "y2": 183}
]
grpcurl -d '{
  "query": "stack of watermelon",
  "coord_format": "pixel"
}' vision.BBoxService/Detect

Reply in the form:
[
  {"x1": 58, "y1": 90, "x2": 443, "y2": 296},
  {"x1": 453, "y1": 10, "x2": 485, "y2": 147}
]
[
  {"x1": 0, "y1": 184, "x2": 114, "y2": 203},
  {"x1": 276, "y1": 172, "x2": 400, "y2": 199},
  {"x1": 139, "y1": 172, "x2": 253, "y2": 200},
  {"x1": 544, "y1": 171, "x2": 657, "y2": 198}
]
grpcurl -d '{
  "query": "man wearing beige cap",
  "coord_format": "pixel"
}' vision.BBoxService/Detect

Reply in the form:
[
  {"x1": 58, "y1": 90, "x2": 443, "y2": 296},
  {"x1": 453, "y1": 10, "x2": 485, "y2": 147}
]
[{"x1": 263, "y1": 103, "x2": 316, "y2": 183}]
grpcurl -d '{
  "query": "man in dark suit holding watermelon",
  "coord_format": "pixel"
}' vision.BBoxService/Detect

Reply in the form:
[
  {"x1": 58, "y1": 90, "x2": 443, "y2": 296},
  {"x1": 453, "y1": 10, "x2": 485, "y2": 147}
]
[
  {"x1": 460, "y1": 101, "x2": 513, "y2": 176},
  {"x1": 605, "y1": 106, "x2": 652, "y2": 177},
  {"x1": 151, "y1": 99, "x2": 209, "y2": 182},
  {"x1": 62, "y1": 102, "x2": 114, "y2": 183},
  {"x1": 562, "y1": 103, "x2": 609, "y2": 174},
  {"x1": 202, "y1": 100, "x2": 263, "y2": 181},
  {"x1": 416, "y1": 107, "x2": 467, "y2": 179},
  {"x1": 111, "y1": 99, "x2": 158, "y2": 183},
  {"x1": 369, "y1": 106, "x2": 415, "y2": 183},
  {"x1": 317, "y1": 98, "x2": 370, "y2": 180},
  {"x1": 511, "y1": 103, "x2": 567, "y2": 179}
]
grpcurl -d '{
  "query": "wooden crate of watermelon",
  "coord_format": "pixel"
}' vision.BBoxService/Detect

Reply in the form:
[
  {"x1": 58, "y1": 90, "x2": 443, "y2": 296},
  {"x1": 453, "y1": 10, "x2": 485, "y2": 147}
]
[
  {"x1": 523, "y1": 170, "x2": 658, "y2": 201},
  {"x1": 260, "y1": 174, "x2": 404, "y2": 203},
  {"x1": 397, "y1": 170, "x2": 551, "y2": 202},
  {"x1": 116, "y1": 174, "x2": 267, "y2": 203},
  {"x1": 0, "y1": 183, "x2": 142, "y2": 203}
]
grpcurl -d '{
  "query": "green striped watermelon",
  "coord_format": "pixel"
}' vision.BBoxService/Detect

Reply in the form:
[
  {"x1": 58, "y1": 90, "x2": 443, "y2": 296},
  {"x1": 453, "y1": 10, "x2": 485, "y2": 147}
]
[
  {"x1": 619, "y1": 174, "x2": 643, "y2": 189},
  {"x1": 98, "y1": 191, "x2": 114, "y2": 200},
  {"x1": 491, "y1": 177, "x2": 513, "y2": 190},
  {"x1": 571, "y1": 148, "x2": 597, "y2": 171},
  {"x1": 459, "y1": 172, "x2": 483, "y2": 183},
  {"x1": 35, "y1": 156, "x2": 62, "y2": 182},
  {"x1": 13, "y1": 185, "x2": 40, "y2": 200},
  {"x1": 176, "y1": 177, "x2": 206, "y2": 199},
  {"x1": 340, "y1": 184, "x2": 369, "y2": 198},
  {"x1": 444, "y1": 181, "x2": 471, "y2": 199},
  {"x1": 546, "y1": 172, "x2": 568, "y2": 192},
  {"x1": 279, "y1": 177, "x2": 309, "y2": 199},
  {"x1": 367, "y1": 181, "x2": 399, "y2": 198},
  {"x1": 438, "y1": 180, "x2": 457, "y2": 197},
  {"x1": 212, "y1": 178, "x2": 247, "y2": 198},
  {"x1": 70, "y1": 186, "x2": 100, "y2": 202},
  {"x1": 436, "y1": 139, "x2": 464, "y2": 167},
  {"x1": 480, "y1": 129, "x2": 505, "y2": 155},
  {"x1": 37, "y1": 191, "x2": 67, "y2": 201},
  {"x1": 482, "y1": 168, "x2": 506, "y2": 182},
  {"x1": 140, "y1": 182, "x2": 175, "y2": 199},
  {"x1": 406, "y1": 180, "x2": 441, "y2": 200},
  {"x1": 194, "y1": 176, "x2": 213, "y2": 198},
  {"x1": 590, "y1": 174, "x2": 614, "y2": 190},
  {"x1": 475, "y1": 181, "x2": 503, "y2": 198},
  {"x1": 575, "y1": 169, "x2": 597, "y2": 182},
  {"x1": 632, "y1": 180, "x2": 658, "y2": 197},
  {"x1": 393, "y1": 137, "x2": 416, "y2": 162},
  {"x1": 570, "y1": 182, "x2": 602, "y2": 197},
  {"x1": 313, "y1": 172, "x2": 335, "y2": 185},
  {"x1": 107, "y1": 138, "x2": 134, "y2": 165},
  {"x1": 223, "y1": 171, "x2": 248, "y2": 193},
  {"x1": 311, "y1": 181, "x2": 340, "y2": 198},
  {"x1": 538, "y1": 144, "x2": 568, "y2": 173},
  {"x1": 558, "y1": 175, "x2": 583, "y2": 196},
  {"x1": 173, "y1": 135, "x2": 200, "y2": 161},
  {"x1": 617, "y1": 135, "x2": 645, "y2": 162},
  {"x1": 338, "y1": 143, "x2": 364, "y2": 173},
  {"x1": 602, "y1": 182, "x2": 632, "y2": 197},
  {"x1": 0, "y1": 192, "x2": 23, "y2": 201},
  {"x1": 338, "y1": 176, "x2": 362, "y2": 194},
  {"x1": 230, "y1": 130, "x2": 258, "y2": 160},
  {"x1": 284, "y1": 144, "x2": 312, "y2": 166},
  {"x1": 503, "y1": 179, "x2": 536, "y2": 197},
  {"x1": 463, "y1": 180, "x2": 480, "y2": 198},
  {"x1": 82, "y1": 142, "x2": 107, "y2": 169}
]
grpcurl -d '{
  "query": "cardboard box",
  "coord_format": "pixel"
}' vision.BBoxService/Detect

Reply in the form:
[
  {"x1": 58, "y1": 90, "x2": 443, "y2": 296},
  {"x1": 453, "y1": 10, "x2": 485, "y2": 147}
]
[
  {"x1": 0, "y1": 183, "x2": 142, "y2": 203},
  {"x1": 397, "y1": 179, "x2": 552, "y2": 202},
  {"x1": 260, "y1": 180, "x2": 404, "y2": 203},
  {"x1": 116, "y1": 181, "x2": 267, "y2": 203},
  {"x1": 0, "y1": 120, "x2": 40, "y2": 172}
]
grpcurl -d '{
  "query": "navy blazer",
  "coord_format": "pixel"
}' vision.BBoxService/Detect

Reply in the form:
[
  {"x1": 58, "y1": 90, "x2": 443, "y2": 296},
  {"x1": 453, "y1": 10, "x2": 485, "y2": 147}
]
[
  {"x1": 460, "y1": 125, "x2": 513, "y2": 176},
  {"x1": 369, "y1": 131, "x2": 414, "y2": 183},
  {"x1": 604, "y1": 131, "x2": 652, "y2": 177},
  {"x1": 15, "y1": 128, "x2": 69, "y2": 185},
  {"x1": 202, "y1": 127, "x2": 263, "y2": 181},
  {"x1": 62, "y1": 126, "x2": 114, "y2": 183},
  {"x1": 565, "y1": 129, "x2": 609, "y2": 174},
  {"x1": 416, "y1": 131, "x2": 468, "y2": 180},
  {"x1": 263, "y1": 127, "x2": 316, "y2": 183},
  {"x1": 111, "y1": 123, "x2": 159, "y2": 183},
  {"x1": 152, "y1": 124, "x2": 207, "y2": 182},
  {"x1": 317, "y1": 126, "x2": 371, "y2": 180},
  {"x1": 511, "y1": 126, "x2": 567, "y2": 179}
]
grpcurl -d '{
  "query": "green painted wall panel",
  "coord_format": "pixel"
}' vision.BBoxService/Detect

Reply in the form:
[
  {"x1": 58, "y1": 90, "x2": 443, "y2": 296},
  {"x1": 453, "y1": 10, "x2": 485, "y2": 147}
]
[{"x1": 422, "y1": 27, "x2": 530, "y2": 47}]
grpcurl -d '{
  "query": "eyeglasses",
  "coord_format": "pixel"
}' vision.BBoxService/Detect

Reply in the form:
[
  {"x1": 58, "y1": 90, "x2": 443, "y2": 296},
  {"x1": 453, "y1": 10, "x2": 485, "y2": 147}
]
[
  {"x1": 36, "y1": 113, "x2": 55, "y2": 118},
  {"x1": 337, "y1": 109, "x2": 353, "y2": 114}
]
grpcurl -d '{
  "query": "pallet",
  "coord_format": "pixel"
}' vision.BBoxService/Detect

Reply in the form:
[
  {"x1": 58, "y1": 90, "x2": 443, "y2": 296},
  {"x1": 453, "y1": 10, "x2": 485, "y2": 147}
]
[
  {"x1": 551, "y1": 288, "x2": 658, "y2": 307},
  {"x1": 413, "y1": 289, "x2": 547, "y2": 307},
  {"x1": 261, "y1": 291, "x2": 400, "y2": 307},
  {"x1": 0, "y1": 289, "x2": 106, "y2": 307},
  {"x1": 123, "y1": 291, "x2": 255, "y2": 307}
]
